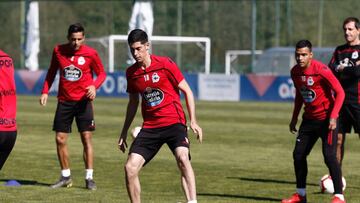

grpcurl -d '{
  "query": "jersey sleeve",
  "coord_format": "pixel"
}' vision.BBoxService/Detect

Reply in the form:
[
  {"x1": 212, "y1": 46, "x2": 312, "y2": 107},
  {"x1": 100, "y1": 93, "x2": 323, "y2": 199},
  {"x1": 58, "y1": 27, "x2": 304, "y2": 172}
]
[
  {"x1": 126, "y1": 70, "x2": 136, "y2": 93},
  {"x1": 290, "y1": 74, "x2": 303, "y2": 121},
  {"x1": 41, "y1": 48, "x2": 59, "y2": 94},
  {"x1": 320, "y1": 66, "x2": 345, "y2": 119},
  {"x1": 164, "y1": 57, "x2": 184, "y2": 86},
  {"x1": 91, "y1": 51, "x2": 106, "y2": 89}
]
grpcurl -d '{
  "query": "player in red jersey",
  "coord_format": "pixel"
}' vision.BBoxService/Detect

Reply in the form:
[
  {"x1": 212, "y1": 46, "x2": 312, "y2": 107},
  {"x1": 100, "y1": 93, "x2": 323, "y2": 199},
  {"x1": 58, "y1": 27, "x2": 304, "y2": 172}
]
[
  {"x1": 118, "y1": 29, "x2": 203, "y2": 203},
  {"x1": 282, "y1": 40, "x2": 346, "y2": 203},
  {"x1": 328, "y1": 17, "x2": 360, "y2": 166},
  {"x1": 39, "y1": 23, "x2": 106, "y2": 190},
  {"x1": 0, "y1": 50, "x2": 17, "y2": 171}
]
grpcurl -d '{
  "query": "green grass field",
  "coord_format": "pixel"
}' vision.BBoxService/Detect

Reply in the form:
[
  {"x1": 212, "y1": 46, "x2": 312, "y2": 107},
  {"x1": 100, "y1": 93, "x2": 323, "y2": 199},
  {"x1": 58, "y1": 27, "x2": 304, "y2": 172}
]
[{"x1": 1, "y1": 96, "x2": 360, "y2": 203}]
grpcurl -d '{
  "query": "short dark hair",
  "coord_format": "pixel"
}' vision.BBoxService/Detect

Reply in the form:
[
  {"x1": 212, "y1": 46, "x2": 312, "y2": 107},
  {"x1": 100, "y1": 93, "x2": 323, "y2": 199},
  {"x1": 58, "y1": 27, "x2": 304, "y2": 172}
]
[
  {"x1": 67, "y1": 23, "x2": 85, "y2": 38},
  {"x1": 343, "y1": 17, "x2": 360, "y2": 29},
  {"x1": 295, "y1": 39, "x2": 312, "y2": 51},
  {"x1": 128, "y1": 29, "x2": 148, "y2": 46}
]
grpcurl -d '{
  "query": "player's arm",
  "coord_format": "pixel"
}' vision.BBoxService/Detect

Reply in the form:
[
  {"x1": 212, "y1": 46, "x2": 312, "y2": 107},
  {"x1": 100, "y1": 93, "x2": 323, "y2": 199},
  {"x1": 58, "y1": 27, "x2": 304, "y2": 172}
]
[
  {"x1": 178, "y1": 79, "x2": 203, "y2": 143},
  {"x1": 86, "y1": 52, "x2": 107, "y2": 100},
  {"x1": 289, "y1": 87, "x2": 303, "y2": 134},
  {"x1": 322, "y1": 67, "x2": 345, "y2": 129},
  {"x1": 118, "y1": 93, "x2": 139, "y2": 152},
  {"x1": 40, "y1": 49, "x2": 59, "y2": 106}
]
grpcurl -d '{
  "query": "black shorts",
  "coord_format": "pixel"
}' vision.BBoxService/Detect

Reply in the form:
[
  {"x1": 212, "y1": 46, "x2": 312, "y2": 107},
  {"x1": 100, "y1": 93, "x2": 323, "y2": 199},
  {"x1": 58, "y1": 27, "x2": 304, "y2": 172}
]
[
  {"x1": 53, "y1": 100, "x2": 95, "y2": 133},
  {"x1": 129, "y1": 123, "x2": 190, "y2": 165},
  {"x1": 338, "y1": 103, "x2": 360, "y2": 134},
  {"x1": 0, "y1": 131, "x2": 17, "y2": 170}
]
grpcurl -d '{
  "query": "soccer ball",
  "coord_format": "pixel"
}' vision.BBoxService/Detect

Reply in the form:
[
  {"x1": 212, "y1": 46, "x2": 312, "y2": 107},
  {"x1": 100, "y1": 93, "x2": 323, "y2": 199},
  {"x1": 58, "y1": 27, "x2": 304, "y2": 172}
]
[
  {"x1": 131, "y1": 126, "x2": 142, "y2": 138},
  {"x1": 319, "y1": 174, "x2": 346, "y2": 194}
]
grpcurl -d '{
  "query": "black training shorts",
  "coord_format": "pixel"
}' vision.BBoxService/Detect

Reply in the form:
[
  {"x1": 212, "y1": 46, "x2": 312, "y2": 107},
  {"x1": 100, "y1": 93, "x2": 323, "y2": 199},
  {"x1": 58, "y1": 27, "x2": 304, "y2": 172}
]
[
  {"x1": 338, "y1": 103, "x2": 360, "y2": 134},
  {"x1": 129, "y1": 123, "x2": 190, "y2": 165},
  {"x1": 53, "y1": 100, "x2": 95, "y2": 133},
  {"x1": 0, "y1": 131, "x2": 17, "y2": 170}
]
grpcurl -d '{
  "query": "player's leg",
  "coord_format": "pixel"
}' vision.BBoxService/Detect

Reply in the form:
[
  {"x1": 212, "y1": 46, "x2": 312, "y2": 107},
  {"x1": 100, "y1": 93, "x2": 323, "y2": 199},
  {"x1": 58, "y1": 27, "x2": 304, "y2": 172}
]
[
  {"x1": 336, "y1": 105, "x2": 350, "y2": 166},
  {"x1": 283, "y1": 119, "x2": 319, "y2": 203},
  {"x1": 174, "y1": 146, "x2": 196, "y2": 202},
  {"x1": 76, "y1": 99, "x2": 96, "y2": 190},
  {"x1": 126, "y1": 127, "x2": 162, "y2": 202},
  {"x1": 125, "y1": 153, "x2": 146, "y2": 203},
  {"x1": 0, "y1": 131, "x2": 17, "y2": 170},
  {"x1": 165, "y1": 124, "x2": 197, "y2": 202},
  {"x1": 51, "y1": 101, "x2": 74, "y2": 188},
  {"x1": 320, "y1": 121, "x2": 345, "y2": 202}
]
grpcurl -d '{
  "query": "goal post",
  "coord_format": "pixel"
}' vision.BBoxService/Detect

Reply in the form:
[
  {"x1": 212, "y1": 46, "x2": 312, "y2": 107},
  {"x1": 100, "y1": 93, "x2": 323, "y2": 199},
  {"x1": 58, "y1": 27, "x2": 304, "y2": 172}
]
[{"x1": 87, "y1": 35, "x2": 211, "y2": 73}]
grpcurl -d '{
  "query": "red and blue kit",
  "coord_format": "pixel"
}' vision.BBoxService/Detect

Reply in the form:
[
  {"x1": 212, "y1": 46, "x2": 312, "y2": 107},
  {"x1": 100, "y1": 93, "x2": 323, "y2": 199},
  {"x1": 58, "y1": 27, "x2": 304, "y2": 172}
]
[
  {"x1": 291, "y1": 59, "x2": 344, "y2": 120},
  {"x1": 0, "y1": 50, "x2": 16, "y2": 131},
  {"x1": 126, "y1": 55, "x2": 186, "y2": 128},
  {"x1": 41, "y1": 44, "x2": 106, "y2": 101},
  {"x1": 328, "y1": 44, "x2": 360, "y2": 104}
]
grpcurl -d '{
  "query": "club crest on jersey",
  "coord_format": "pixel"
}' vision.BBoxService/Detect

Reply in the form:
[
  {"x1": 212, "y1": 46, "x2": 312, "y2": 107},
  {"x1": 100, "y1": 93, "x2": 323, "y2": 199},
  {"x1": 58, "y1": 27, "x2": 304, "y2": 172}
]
[
  {"x1": 143, "y1": 87, "x2": 164, "y2": 107},
  {"x1": 307, "y1": 77, "x2": 314, "y2": 86},
  {"x1": 63, "y1": 65, "x2": 82, "y2": 81},
  {"x1": 352, "y1": 51, "x2": 359, "y2": 59},
  {"x1": 152, "y1": 72, "x2": 160, "y2": 83},
  {"x1": 78, "y1": 56, "x2": 86, "y2": 65}
]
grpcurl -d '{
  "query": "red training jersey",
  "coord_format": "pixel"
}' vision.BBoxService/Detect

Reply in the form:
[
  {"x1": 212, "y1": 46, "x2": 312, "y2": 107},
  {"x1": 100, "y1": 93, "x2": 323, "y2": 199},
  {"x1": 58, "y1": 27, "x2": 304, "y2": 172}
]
[
  {"x1": 291, "y1": 59, "x2": 344, "y2": 120},
  {"x1": 0, "y1": 50, "x2": 16, "y2": 131},
  {"x1": 41, "y1": 44, "x2": 106, "y2": 101},
  {"x1": 126, "y1": 55, "x2": 186, "y2": 128}
]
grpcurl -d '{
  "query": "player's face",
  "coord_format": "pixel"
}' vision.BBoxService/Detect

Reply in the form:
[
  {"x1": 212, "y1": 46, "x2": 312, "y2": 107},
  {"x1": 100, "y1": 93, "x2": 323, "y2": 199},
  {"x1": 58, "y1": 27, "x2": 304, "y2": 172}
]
[
  {"x1": 129, "y1": 42, "x2": 150, "y2": 63},
  {"x1": 68, "y1": 32, "x2": 85, "y2": 51},
  {"x1": 343, "y1": 21, "x2": 360, "y2": 45},
  {"x1": 295, "y1": 47, "x2": 313, "y2": 68}
]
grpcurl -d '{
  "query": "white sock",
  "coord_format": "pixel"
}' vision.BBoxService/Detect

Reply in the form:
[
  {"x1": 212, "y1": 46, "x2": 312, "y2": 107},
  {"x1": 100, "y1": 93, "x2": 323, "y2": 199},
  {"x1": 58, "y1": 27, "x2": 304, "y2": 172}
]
[
  {"x1": 335, "y1": 194, "x2": 344, "y2": 201},
  {"x1": 187, "y1": 200, "x2": 197, "y2": 203},
  {"x1": 61, "y1": 169, "x2": 71, "y2": 177},
  {"x1": 296, "y1": 188, "x2": 306, "y2": 197},
  {"x1": 86, "y1": 169, "x2": 93, "y2": 180}
]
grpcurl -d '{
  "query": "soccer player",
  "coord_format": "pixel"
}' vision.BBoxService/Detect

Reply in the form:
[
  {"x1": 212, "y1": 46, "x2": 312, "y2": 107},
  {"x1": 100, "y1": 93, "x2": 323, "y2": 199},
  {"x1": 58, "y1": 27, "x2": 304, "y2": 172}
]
[
  {"x1": 118, "y1": 29, "x2": 203, "y2": 203},
  {"x1": 282, "y1": 40, "x2": 346, "y2": 203},
  {"x1": 39, "y1": 23, "x2": 106, "y2": 190},
  {"x1": 0, "y1": 50, "x2": 17, "y2": 171},
  {"x1": 328, "y1": 17, "x2": 360, "y2": 166}
]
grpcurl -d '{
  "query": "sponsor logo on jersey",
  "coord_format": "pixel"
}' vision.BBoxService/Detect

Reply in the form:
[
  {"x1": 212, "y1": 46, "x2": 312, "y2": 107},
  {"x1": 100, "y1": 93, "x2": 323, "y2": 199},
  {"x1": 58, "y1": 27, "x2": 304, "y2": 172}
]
[
  {"x1": 307, "y1": 76, "x2": 314, "y2": 86},
  {"x1": 143, "y1": 87, "x2": 164, "y2": 107},
  {"x1": 0, "y1": 118, "x2": 16, "y2": 125},
  {"x1": 352, "y1": 51, "x2": 358, "y2": 59},
  {"x1": 63, "y1": 65, "x2": 82, "y2": 81},
  {"x1": 300, "y1": 86, "x2": 316, "y2": 102},
  {"x1": 0, "y1": 89, "x2": 16, "y2": 96},
  {"x1": 0, "y1": 59, "x2": 13, "y2": 68},
  {"x1": 340, "y1": 57, "x2": 355, "y2": 67},
  {"x1": 78, "y1": 56, "x2": 86, "y2": 65},
  {"x1": 152, "y1": 72, "x2": 160, "y2": 83}
]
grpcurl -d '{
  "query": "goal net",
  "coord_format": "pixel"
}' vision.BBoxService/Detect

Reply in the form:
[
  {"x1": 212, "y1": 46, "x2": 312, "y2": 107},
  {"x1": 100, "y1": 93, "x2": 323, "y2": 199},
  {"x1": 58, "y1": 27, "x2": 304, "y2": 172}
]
[{"x1": 87, "y1": 35, "x2": 211, "y2": 73}]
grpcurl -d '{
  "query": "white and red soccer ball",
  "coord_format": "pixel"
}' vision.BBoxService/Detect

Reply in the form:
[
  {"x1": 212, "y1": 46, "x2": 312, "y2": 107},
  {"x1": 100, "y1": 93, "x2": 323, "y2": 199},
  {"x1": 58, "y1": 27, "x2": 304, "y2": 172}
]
[
  {"x1": 131, "y1": 126, "x2": 142, "y2": 138},
  {"x1": 319, "y1": 174, "x2": 346, "y2": 194}
]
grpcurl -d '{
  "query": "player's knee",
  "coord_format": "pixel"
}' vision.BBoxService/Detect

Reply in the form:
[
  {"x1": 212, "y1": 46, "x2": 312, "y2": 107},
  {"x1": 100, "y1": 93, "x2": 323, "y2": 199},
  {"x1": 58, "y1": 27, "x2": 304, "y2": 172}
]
[
  {"x1": 293, "y1": 151, "x2": 306, "y2": 162},
  {"x1": 55, "y1": 135, "x2": 67, "y2": 145},
  {"x1": 124, "y1": 161, "x2": 140, "y2": 177},
  {"x1": 176, "y1": 153, "x2": 190, "y2": 168}
]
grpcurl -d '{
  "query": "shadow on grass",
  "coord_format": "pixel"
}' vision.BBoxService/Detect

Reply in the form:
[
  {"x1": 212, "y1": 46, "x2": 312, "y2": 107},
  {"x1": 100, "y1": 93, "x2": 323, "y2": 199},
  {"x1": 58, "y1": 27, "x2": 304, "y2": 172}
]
[
  {"x1": 0, "y1": 179, "x2": 51, "y2": 186},
  {"x1": 198, "y1": 193, "x2": 281, "y2": 201},
  {"x1": 227, "y1": 176, "x2": 318, "y2": 187}
]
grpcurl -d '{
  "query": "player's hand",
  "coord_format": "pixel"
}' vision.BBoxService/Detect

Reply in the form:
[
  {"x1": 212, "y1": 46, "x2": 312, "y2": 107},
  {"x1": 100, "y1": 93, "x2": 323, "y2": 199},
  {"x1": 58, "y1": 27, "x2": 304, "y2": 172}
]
[
  {"x1": 336, "y1": 64, "x2": 345, "y2": 72},
  {"x1": 118, "y1": 133, "x2": 128, "y2": 153},
  {"x1": 289, "y1": 119, "x2": 297, "y2": 134},
  {"x1": 86, "y1": 85, "x2": 96, "y2": 100},
  {"x1": 190, "y1": 121, "x2": 203, "y2": 143},
  {"x1": 39, "y1": 93, "x2": 48, "y2": 106},
  {"x1": 329, "y1": 118, "x2": 337, "y2": 130}
]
